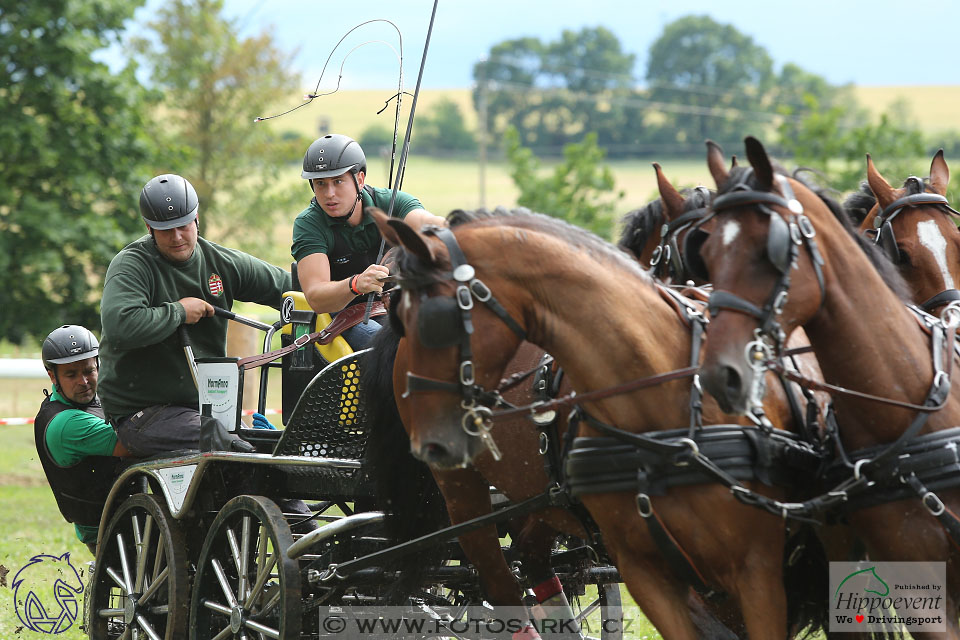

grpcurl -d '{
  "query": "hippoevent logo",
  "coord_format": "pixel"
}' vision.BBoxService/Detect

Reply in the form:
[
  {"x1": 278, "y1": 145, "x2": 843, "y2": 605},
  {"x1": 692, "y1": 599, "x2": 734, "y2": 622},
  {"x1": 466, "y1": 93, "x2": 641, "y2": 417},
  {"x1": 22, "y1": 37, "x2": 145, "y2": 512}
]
[
  {"x1": 829, "y1": 561, "x2": 945, "y2": 633},
  {"x1": 12, "y1": 553, "x2": 84, "y2": 634}
]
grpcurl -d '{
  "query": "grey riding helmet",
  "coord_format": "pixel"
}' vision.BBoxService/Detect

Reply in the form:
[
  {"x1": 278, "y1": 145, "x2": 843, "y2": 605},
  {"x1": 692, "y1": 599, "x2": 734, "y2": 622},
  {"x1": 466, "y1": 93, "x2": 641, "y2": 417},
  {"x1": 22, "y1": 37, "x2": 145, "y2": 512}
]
[
  {"x1": 139, "y1": 174, "x2": 199, "y2": 230},
  {"x1": 301, "y1": 134, "x2": 367, "y2": 180},
  {"x1": 42, "y1": 325, "x2": 99, "y2": 370}
]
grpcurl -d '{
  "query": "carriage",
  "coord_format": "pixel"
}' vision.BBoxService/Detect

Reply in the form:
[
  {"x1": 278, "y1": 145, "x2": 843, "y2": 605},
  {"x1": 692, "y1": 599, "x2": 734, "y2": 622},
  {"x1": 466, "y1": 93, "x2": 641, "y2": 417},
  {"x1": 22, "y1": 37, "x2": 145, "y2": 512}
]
[{"x1": 81, "y1": 290, "x2": 625, "y2": 640}]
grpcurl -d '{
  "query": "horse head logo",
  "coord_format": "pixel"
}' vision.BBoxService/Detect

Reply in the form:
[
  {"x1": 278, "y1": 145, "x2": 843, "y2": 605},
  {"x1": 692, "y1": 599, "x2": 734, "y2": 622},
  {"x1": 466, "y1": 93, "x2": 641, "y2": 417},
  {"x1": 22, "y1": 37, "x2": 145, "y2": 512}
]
[
  {"x1": 834, "y1": 565, "x2": 891, "y2": 600},
  {"x1": 12, "y1": 552, "x2": 84, "y2": 634}
]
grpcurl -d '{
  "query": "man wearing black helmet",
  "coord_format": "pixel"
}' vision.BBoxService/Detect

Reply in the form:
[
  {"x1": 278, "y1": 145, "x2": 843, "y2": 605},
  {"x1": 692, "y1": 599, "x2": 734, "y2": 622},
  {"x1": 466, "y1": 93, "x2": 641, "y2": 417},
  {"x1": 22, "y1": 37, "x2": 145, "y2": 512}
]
[
  {"x1": 292, "y1": 134, "x2": 446, "y2": 348},
  {"x1": 35, "y1": 325, "x2": 128, "y2": 554},
  {"x1": 99, "y1": 174, "x2": 291, "y2": 455}
]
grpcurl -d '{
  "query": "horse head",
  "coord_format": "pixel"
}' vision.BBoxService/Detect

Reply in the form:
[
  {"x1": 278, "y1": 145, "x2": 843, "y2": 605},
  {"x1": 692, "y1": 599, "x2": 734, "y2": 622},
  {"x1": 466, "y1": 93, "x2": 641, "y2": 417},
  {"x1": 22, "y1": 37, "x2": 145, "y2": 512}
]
[
  {"x1": 859, "y1": 150, "x2": 960, "y2": 312},
  {"x1": 697, "y1": 137, "x2": 832, "y2": 414},
  {"x1": 618, "y1": 165, "x2": 713, "y2": 284},
  {"x1": 374, "y1": 209, "x2": 527, "y2": 469}
]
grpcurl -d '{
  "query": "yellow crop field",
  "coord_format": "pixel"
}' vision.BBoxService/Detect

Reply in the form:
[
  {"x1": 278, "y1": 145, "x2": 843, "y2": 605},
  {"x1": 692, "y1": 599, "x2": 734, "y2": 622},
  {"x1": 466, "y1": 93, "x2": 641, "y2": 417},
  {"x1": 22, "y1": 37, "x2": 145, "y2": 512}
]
[{"x1": 853, "y1": 85, "x2": 960, "y2": 135}]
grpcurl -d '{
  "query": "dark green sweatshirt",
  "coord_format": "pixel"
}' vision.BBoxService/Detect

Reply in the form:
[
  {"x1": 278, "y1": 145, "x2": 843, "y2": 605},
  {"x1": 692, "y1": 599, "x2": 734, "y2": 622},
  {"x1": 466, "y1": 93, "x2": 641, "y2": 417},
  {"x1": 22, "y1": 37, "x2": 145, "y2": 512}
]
[{"x1": 99, "y1": 235, "x2": 290, "y2": 419}]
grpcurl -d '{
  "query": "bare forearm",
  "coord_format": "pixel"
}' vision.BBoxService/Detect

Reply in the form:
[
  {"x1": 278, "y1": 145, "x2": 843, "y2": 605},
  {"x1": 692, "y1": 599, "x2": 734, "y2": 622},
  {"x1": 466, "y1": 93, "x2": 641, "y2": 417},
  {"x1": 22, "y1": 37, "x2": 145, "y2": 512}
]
[{"x1": 303, "y1": 278, "x2": 356, "y2": 315}]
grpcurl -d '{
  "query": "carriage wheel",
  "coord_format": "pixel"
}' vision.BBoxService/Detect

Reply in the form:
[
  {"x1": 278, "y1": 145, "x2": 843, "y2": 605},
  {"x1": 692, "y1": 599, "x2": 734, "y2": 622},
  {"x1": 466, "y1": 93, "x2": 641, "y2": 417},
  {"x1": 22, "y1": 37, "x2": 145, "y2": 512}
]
[
  {"x1": 189, "y1": 495, "x2": 301, "y2": 640},
  {"x1": 596, "y1": 581, "x2": 623, "y2": 640},
  {"x1": 85, "y1": 493, "x2": 190, "y2": 639}
]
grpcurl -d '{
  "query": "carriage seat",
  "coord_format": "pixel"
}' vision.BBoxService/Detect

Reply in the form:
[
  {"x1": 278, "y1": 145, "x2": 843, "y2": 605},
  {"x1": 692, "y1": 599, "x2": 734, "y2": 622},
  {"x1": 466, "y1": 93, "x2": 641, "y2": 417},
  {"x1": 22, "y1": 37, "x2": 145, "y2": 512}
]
[{"x1": 271, "y1": 349, "x2": 374, "y2": 499}]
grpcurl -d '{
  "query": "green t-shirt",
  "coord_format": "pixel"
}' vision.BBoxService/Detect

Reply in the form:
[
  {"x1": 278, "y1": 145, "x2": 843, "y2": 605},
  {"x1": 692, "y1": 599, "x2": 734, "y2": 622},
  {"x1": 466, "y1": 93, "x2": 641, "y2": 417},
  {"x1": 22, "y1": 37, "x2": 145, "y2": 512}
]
[
  {"x1": 291, "y1": 185, "x2": 423, "y2": 261},
  {"x1": 99, "y1": 235, "x2": 291, "y2": 419},
  {"x1": 45, "y1": 388, "x2": 117, "y2": 544}
]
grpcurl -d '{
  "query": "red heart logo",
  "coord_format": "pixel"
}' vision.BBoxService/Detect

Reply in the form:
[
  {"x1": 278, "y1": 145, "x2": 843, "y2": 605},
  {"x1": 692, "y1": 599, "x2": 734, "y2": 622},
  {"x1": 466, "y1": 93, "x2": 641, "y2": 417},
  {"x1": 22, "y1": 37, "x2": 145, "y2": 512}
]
[{"x1": 856, "y1": 615, "x2": 864, "y2": 623}]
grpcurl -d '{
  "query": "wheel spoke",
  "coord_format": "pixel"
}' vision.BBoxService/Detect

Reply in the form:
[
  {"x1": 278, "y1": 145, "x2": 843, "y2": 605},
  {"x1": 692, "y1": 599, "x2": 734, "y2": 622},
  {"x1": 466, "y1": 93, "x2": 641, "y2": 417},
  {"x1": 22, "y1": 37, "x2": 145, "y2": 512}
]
[
  {"x1": 212, "y1": 558, "x2": 239, "y2": 608},
  {"x1": 137, "y1": 566, "x2": 168, "y2": 606},
  {"x1": 151, "y1": 535, "x2": 165, "y2": 584},
  {"x1": 243, "y1": 554, "x2": 277, "y2": 609},
  {"x1": 243, "y1": 617, "x2": 280, "y2": 639},
  {"x1": 256, "y1": 588, "x2": 280, "y2": 618},
  {"x1": 201, "y1": 598, "x2": 232, "y2": 615},
  {"x1": 239, "y1": 514, "x2": 252, "y2": 603},
  {"x1": 121, "y1": 627, "x2": 132, "y2": 640},
  {"x1": 135, "y1": 513, "x2": 154, "y2": 592},
  {"x1": 136, "y1": 614, "x2": 162, "y2": 640},
  {"x1": 107, "y1": 567, "x2": 128, "y2": 593},
  {"x1": 116, "y1": 532, "x2": 135, "y2": 594},
  {"x1": 211, "y1": 625, "x2": 235, "y2": 640}
]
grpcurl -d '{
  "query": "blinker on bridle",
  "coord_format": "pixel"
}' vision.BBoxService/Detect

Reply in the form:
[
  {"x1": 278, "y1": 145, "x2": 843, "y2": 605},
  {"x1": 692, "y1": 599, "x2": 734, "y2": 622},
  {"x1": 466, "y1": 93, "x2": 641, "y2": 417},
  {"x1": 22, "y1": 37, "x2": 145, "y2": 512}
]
[
  {"x1": 649, "y1": 186, "x2": 712, "y2": 282},
  {"x1": 865, "y1": 177, "x2": 960, "y2": 312},
  {"x1": 401, "y1": 227, "x2": 527, "y2": 461}
]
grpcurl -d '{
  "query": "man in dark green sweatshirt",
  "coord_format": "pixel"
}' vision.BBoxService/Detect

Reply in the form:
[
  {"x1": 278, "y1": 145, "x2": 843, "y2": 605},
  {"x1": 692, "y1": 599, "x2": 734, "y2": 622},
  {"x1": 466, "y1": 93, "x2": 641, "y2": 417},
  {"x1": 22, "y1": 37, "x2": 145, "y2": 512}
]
[{"x1": 99, "y1": 174, "x2": 291, "y2": 455}]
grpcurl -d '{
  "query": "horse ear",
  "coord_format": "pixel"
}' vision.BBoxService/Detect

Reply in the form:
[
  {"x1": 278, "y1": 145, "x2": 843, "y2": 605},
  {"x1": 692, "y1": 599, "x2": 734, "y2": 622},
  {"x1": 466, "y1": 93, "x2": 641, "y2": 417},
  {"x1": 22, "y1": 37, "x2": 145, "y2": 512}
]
[
  {"x1": 730, "y1": 155, "x2": 738, "y2": 169},
  {"x1": 866, "y1": 154, "x2": 897, "y2": 208},
  {"x1": 706, "y1": 140, "x2": 729, "y2": 188},
  {"x1": 371, "y1": 208, "x2": 437, "y2": 264},
  {"x1": 929, "y1": 149, "x2": 949, "y2": 196},
  {"x1": 744, "y1": 136, "x2": 773, "y2": 190},
  {"x1": 653, "y1": 163, "x2": 686, "y2": 220}
]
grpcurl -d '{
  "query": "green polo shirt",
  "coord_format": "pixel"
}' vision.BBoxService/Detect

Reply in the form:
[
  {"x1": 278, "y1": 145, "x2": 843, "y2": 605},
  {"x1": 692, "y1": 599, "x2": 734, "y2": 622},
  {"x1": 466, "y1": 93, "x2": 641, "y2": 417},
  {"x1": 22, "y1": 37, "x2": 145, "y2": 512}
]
[
  {"x1": 291, "y1": 185, "x2": 423, "y2": 261},
  {"x1": 45, "y1": 388, "x2": 117, "y2": 544}
]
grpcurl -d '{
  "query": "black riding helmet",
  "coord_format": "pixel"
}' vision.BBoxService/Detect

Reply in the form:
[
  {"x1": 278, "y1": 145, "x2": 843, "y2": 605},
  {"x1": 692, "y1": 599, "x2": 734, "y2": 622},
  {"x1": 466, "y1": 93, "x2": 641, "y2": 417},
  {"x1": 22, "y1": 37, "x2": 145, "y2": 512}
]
[
  {"x1": 139, "y1": 174, "x2": 199, "y2": 230},
  {"x1": 301, "y1": 134, "x2": 367, "y2": 180},
  {"x1": 42, "y1": 325, "x2": 99, "y2": 370},
  {"x1": 301, "y1": 135, "x2": 367, "y2": 219}
]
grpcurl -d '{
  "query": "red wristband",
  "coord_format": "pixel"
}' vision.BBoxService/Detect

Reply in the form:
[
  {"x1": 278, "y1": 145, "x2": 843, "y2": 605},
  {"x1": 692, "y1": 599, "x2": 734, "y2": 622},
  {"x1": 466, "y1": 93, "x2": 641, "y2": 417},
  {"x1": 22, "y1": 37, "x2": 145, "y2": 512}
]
[{"x1": 349, "y1": 274, "x2": 361, "y2": 295}]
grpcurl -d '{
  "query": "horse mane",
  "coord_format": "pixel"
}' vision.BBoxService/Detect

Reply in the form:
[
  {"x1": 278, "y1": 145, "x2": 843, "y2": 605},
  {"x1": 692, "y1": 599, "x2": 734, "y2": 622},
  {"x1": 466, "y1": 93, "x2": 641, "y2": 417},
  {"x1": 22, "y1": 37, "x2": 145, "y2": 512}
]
[
  {"x1": 617, "y1": 187, "x2": 713, "y2": 260},
  {"x1": 618, "y1": 200, "x2": 664, "y2": 259},
  {"x1": 842, "y1": 182, "x2": 877, "y2": 227},
  {"x1": 719, "y1": 165, "x2": 912, "y2": 301},
  {"x1": 398, "y1": 207, "x2": 652, "y2": 287}
]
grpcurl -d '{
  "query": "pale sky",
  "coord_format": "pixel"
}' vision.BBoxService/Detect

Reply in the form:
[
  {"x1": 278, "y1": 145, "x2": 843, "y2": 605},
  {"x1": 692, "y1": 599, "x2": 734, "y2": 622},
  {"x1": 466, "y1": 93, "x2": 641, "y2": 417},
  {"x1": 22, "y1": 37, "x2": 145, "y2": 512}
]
[{"x1": 107, "y1": 0, "x2": 960, "y2": 90}]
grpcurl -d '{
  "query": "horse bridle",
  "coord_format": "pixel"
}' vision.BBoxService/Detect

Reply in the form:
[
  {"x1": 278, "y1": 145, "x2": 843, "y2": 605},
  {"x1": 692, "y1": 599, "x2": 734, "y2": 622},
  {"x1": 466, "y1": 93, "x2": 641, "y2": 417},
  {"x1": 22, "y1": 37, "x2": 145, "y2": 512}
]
[
  {"x1": 700, "y1": 172, "x2": 826, "y2": 359},
  {"x1": 649, "y1": 186, "x2": 712, "y2": 281},
  {"x1": 866, "y1": 177, "x2": 960, "y2": 312},
  {"x1": 400, "y1": 227, "x2": 527, "y2": 458}
]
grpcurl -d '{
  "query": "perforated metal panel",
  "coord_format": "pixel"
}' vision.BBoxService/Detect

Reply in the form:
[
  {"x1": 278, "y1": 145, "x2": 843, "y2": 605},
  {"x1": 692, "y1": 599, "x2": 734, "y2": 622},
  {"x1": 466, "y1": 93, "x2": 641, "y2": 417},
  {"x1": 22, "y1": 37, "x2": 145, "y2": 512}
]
[{"x1": 273, "y1": 351, "x2": 370, "y2": 486}]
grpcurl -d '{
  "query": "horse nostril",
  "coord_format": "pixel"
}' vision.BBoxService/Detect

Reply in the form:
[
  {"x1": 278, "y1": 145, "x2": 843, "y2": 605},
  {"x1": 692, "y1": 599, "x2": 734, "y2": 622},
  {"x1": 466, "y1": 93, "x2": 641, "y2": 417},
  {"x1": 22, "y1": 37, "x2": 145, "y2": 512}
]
[
  {"x1": 418, "y1": 441, "x2": 451, "y2": 465},
  {"x1": 721, "y1": 365, "x2": 742, "y2": 403}
]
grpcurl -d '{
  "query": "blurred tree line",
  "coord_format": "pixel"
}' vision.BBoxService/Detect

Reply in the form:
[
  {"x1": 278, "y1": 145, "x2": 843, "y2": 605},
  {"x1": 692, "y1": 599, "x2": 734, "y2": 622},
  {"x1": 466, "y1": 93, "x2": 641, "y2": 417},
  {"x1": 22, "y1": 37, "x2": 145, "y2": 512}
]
[
  {"x1": 0, "y1": 0, "x2": 307, "y2": 342},
  {"x1": 2, "y1": 3, "x2": 958, "y2": 342}
]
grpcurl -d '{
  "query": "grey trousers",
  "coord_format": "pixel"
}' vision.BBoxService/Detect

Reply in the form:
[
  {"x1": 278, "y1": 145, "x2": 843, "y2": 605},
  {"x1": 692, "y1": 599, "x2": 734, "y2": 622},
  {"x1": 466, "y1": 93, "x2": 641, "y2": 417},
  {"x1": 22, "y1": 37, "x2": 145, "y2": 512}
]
[{"x1": 114, "y1": 405, "x2": 201, "y2": 457}]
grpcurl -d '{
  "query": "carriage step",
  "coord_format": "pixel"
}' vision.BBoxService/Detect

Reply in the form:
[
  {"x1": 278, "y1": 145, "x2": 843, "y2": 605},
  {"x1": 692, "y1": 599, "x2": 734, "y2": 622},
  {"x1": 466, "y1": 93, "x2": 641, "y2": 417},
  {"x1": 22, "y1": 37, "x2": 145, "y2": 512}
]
[{"x1": 286, "y1": 511, "x2": 384, "y2": 559}]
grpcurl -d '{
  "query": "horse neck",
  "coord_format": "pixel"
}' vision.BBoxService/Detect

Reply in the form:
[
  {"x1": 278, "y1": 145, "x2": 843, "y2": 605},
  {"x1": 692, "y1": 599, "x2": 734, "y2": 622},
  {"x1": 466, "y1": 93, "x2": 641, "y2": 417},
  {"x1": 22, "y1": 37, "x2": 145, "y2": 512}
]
[
  {"x1": 801, "y1": 213, "x2": 960, "y2": 445},
  {"x1": 463, "y1": 225, "x2": 693, "y2": 426}
]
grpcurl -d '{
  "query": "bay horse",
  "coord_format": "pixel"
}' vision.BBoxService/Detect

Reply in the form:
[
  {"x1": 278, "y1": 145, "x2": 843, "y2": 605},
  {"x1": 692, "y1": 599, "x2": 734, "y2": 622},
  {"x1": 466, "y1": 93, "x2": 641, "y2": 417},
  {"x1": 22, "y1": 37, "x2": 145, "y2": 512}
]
[
  {"x1": 364, "y1": 215, "x2": 740, "y2": 638},
  {"x1": 372, "y1": 207, "x2": 829, "y2": 639},
  {"x1": 696, "y1": 136, "x2": 960, "y2": 638},
  {"x1": 845, "y1": 150, "x2": 960, "y2": 314}
]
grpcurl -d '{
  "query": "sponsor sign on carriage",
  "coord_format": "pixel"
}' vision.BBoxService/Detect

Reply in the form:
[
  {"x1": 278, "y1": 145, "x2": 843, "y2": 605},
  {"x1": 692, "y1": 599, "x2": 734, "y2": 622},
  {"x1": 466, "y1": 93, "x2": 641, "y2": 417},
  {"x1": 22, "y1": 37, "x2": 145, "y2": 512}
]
[
  {"x1": 196, "y1": 357, "x2": 243, "y2": 432},
  {"x1": 829, "y1": 561, "x2": 946, "y2": 633}
]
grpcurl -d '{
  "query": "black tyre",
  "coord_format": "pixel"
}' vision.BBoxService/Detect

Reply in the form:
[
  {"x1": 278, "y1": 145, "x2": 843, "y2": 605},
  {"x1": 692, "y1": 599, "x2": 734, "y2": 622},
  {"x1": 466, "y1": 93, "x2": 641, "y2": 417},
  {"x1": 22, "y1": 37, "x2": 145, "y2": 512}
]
[
  {"x1": 85, "y1": 493, "x2": 190, "y2": 639},
  {"x1": 190, "y1": 495, "x2": 301, "y2": 640}
]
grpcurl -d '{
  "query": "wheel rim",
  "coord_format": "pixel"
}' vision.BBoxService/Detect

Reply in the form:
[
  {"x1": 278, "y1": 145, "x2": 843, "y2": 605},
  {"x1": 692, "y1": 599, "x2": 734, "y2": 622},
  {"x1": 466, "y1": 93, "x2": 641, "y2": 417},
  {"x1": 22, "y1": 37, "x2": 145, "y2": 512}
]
[
  {"x1": 86, "y1": 493, "x2": 189, "y2": 639},
  {"x1": 190, "y1": 495, "x2": 301, "y2": 640}
]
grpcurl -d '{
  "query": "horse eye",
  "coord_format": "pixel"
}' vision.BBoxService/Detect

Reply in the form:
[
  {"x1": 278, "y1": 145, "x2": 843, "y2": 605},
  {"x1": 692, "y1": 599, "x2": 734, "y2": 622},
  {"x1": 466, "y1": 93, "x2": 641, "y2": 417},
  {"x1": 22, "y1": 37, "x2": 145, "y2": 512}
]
[{"x1": 898, "y1": 249, "x2": 911, "y2": 266}]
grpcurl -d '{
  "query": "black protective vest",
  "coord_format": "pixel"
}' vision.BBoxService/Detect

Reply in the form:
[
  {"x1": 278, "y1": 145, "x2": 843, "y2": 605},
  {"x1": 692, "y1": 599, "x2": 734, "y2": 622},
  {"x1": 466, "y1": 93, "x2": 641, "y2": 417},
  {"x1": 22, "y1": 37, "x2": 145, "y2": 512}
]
[
  {"x1": 323, "y1": 186, "x2": 381, "y2": 306},
  {"x1": 34, "y1": 395, "x2": 119, "y2": 527}
]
